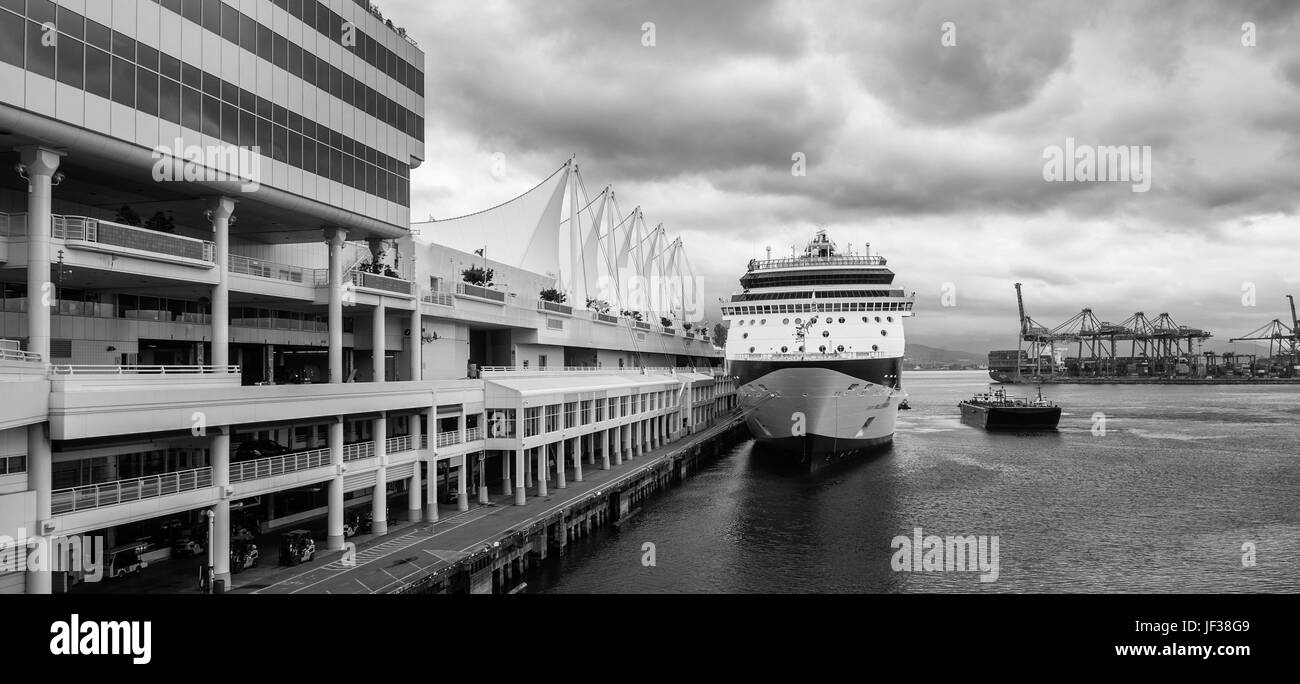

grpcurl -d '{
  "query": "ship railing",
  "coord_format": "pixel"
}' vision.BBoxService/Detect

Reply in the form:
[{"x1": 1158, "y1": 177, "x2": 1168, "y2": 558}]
[
  {"x1": 730, "y1": 351, "x2": 888, "y2": 361},
  {"x1": 746, "y1": 254, "x2": 888, "y2": 271}
]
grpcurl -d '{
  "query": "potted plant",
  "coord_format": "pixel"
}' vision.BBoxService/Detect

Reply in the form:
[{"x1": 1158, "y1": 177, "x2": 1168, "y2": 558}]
[
  {"x1": 539, "y1": 288, "x2": 567, "y2": 304},
  {"x1": 586, "y1": 297, "x2": 611, "y2": 314},
  {"x1": 682, "y1": 322, "x2": 693, "y2": 331},
  {"x1": 620, "y1": 310, "x2": 643, "y2": 322},
  {"x1": 660, "y1": 316, "x2": 673, "y2": 328},
  {"x1": 461, "y1": 266, "x2": 494, "y2": 287}
]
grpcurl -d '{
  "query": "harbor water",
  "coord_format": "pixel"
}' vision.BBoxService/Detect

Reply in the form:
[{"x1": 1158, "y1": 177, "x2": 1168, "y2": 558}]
[{"x1": 530, "y1": 370, "x2": 1300, "y2": 593}]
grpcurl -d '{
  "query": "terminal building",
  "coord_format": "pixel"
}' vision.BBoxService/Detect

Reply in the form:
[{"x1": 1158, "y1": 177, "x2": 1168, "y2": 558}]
[{"x1": 0, "y1": 0, "x2": 732, "y2": 594}]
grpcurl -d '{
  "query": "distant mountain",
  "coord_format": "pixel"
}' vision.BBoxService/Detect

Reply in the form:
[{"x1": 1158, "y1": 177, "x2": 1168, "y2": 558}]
[{"x1": 903, "y1": 343, "x2": 983, "y2": 364}]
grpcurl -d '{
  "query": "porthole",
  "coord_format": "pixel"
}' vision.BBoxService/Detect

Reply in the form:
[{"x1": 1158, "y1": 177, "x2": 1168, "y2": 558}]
[
  {"x1": 798, "y1": 345, "x2": 805, "y2": 352},
  {"x1": 862, "y1": 316, "x2": 869, "y2": 323},
  {"x1": 819, "y1": 345, "x2": 826, "y2": 353},
  {"x1": 838, "y1": 317, "x2": 845, "y2": 323},
  {"x1": 887, "y1": 316, "x2": 893, "y2": 323},
  {"x1": 742, "y1": 332, "x2": 749, "y2": 339},
  {"x1": 737, "y1": 320, "x2": 743, "y2": 326},
  {"x1": 837, "y1": 345, "x2": 845, "y2": 352},
  {"x1": 822, "y1": 330, "x2": 830, "y2": 337},
  {"x1": 874, "y1": 316, "x2": 881, "y2": 323},
  {"x1": 872, "y1": 344, "x2": 879, "y2": 351},
  {"x1": 880, "y1": 330, "x2": 888, "y2": 336},
  {"x1": 750, "y1": 319, "x2": 756, "y2": 326},
  {"x1": 781, "y1": 346, "x2": 789, "y2": 353},
  {"x1": 782, "y1": 318, "x2": 789, "y2": 325},
  {"x1": 795, "y1": 318, "x2": 802, "y2": 324},
  {"x1": 761, "y1": 319, "x2": 767, "y2": 325},
  {"x1": 749, "y1": 346, "x2": 755, "y2": 353}
]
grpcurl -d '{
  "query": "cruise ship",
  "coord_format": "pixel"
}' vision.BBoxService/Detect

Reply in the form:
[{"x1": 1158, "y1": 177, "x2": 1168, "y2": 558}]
[{"x1": 722, "y1": 231, "x2": 914, "y2": 457}]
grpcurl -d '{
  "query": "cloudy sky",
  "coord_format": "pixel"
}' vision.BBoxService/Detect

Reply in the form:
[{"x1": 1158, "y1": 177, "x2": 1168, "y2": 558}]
[{"x1": 389, "y1": 0, "x2": 1300, "y2": 355}]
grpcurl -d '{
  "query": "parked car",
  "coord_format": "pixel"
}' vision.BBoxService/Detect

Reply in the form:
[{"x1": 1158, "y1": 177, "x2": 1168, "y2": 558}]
[
  {"x1": 235, "y1": 440, "x2": 290, "y2": 460},
  {"x1": 103, "y1": 545, "x2": 149, "y2": 579},
  {"x1": 172, "y1": 535, "x2": 204, "y2": 558},
  {"x1": 279, "y1": 530, "x2": 316, "y2": 566},
  {"x1": 230, "y1": 542, "x2": 259, "y2": 573}
]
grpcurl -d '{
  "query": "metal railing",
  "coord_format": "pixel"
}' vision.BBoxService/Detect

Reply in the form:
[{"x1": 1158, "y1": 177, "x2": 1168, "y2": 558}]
[
  {"x1": 731, "y1": 351, "x2": 888, "y2": 361},
  {"x1": 465, "y1": 426, "x2": 483, "y2": 441},
  {"x1": 747, "y1": 254, "x2": 888, "y2": 270},
  {"x1": 537, "y1": 300, "x2": 573, "y2": 315},
  {"x1": 351, "y1": 269, "x2": 414, "y2": 295},
  {"x1": 4, "y1": 212, "x2": 216, "y2": 262},
  {"x1": 455, "y1": 282, "x2": 506, "y2": 303},
  {"x1": 386, "y1": 435, "x2": 413, "y2": 453},
  {"x1": 633, "y1": 321, "x2": 651, "y2": 330},
  {"x1": 229, "y1": 254, "x2": 317, "y2": 283},
  {"x1": 435, "y1": 431, "x2": 461, "y2": 447},
  {"x1": 51, "y1": 467, "x2": 212, "y2": 514},
  {"x1": 0, "y1": 347, "x2": 40, "y2": 362},
  {"x1": 422, "y1": 292, "x2": 455, "y2": 307},
  {"x1": 590, "y1": 311, "x2": 619, "y2": 324},
  {"x1": 50, "y1": 364, "x2": 240, "y2": 375},
  {"x1": 343, "y1": 442, "x2": 375, "y2": 462},
  {"x1": 230, "y1": 448, "x2": 331, "y2": 483}
]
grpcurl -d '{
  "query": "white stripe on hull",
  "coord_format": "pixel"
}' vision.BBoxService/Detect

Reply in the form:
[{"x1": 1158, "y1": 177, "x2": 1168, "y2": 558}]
[{"x1": 741, "y1": 366, "x2": 902, "y2": 452}]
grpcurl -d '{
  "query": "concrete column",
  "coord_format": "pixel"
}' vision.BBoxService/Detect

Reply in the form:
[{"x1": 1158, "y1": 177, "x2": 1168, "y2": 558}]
[
  {"x1": 371, "y1": 414, "x2": 388, "y2": 536},
  {"x1": 327, "y1": 418, "x2": 345, "y2": 549},
  {"x1": 409, "y1": 307, "x2": 422, "y2": 381},
  {"x1": 586, "y1": 433, "x2": 595, "y2": 466},
  {"x1": 574, "y1": 436, "x2": 583, "y2": 482},
  {"x1": 634, "y1": 422, "x2": 643, "y2": 459},
  {"x1": 407, "y1": 449, "x2": 422, "y2": 523},
  {"x1": 556, "y1": 441, "x2": 567, "y2": 489},
  {"x1": 206, "y1": 196, "x2": 235, "y2": 369},
  {"x1": 537, "y1": 448, "x2": 548, "y2": 497},
  {"x1": 25, "y1": 423, "x2": 51, "y2": 594},
  {"x1": 514, "y1": 449, "x2": 526, "y2": 506},
  {"x1": 615, "y1": 425, "x2": 624, "y2": 466},
  {"x1": 457, "y1": 455, "x2": 469, "y2": 511},
  {"x1": 477, "y1": 453, "x2": 489, "y2": 504},
  {"x1": 602, "y1": 429, "x2": 611, "y2": 471},
  {"x1": 17, "y1": 146, "x2": 64, "y2": 365},
  {"x1": 325, "y1": 228, "x2": 348, "y2": 383},
  {"x1": 372, "y1": 300, "x2": 386, "y2": 382},
  {"x1": 502, "y1": 450, "x2": 513, "y2": 496},
  {"x1": 424, "y1": 460, "x2": 439, "y2": 522},
  {"x1": 211, "y1": 428, "x2": 231, "y2": 588}
]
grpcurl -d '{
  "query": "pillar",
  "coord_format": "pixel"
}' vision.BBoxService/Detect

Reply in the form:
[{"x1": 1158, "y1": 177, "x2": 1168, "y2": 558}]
[
  {"x1": 615, "y1": 425, "x2": 624, "y2": 466},
  {"x1": 457, "y1": 455, "x2": 469, "y2": 511},
  {"x1": 574, "y1": 436, "x2": 583, "y2": 483},
  {"x1": 602, "y1": 429, "x2": 611, "y2": 471},
  {"x1": 424, "y1": 459, "x2": 439, "y2": 522},
  {"x1": 502, "y1": 450, "x2": 513, "y2": 496},
  {"x1": 407, "y1": 457, "x2": 422, "y2": 524},
  {"x1": 556, "y1": 441, "x2": 567, "y2": 489},
  {"x1": 537, "y1": 448, "x2": 548, "y2": 497},
  {"x1": 586, "y1": 433, "x2": 595, "y2": 466},
  {"x1": 409, "y1": 307, "x2": 422, "y2": 381},
  {"x1": 325, "y1": 228, "x2": 347, "y2": 383},
  {"x1": 514, "y1": 449, "x2": 526, "y2": 506},
  {"x1": 24, "y1": 423, "x2": 51, "y2": 594},
  {"x1": 327, "y1": 418, "x2": 345, "y2": 549},
  {"x1": 371, "y1": 414, "x2": 388, "y2": 536},
  {"x1": 17, "y1": 146, "x2": 64, "y2": 365},
  {"x1": 211, "y1": 427, "x2": 231, "y2": 588},
  {"x1": 372, "y1": 300, "x2": 386, "y2": 382},
  {"x1": 477, "y1": 453, "x2": 489, "y2": 504},
  {"x1": 207, "y1": 196, "x2": 235, "y2": 369}
]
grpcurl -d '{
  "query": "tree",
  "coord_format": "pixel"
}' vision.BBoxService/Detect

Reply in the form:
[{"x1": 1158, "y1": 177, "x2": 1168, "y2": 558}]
[
  {"x1": 143, "y1": 211, "x2": 175, "y2": 233},
  {"x1": 115, "y1": 205, "x2": 142, "y2": 226},
  {"x1": 539, "y1": 288, "x2": 567, "y2": 303},
  {"x1": 461, "y1": 266, "x2": 494, "y2": 287},
  {"x1": 712, "y1": 322, "x2": 728, "y2": 346}
]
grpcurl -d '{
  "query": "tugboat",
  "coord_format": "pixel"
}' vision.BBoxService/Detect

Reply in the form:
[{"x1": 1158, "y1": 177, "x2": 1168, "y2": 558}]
[{"x1": 959, "y1": 384, "x2": 1060, "y2": 430}]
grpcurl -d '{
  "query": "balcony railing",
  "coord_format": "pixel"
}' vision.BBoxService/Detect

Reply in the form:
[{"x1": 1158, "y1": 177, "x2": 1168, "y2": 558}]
[
  {"x1": 51, "y1": 467, "x2": 212, "y2": 514},
  {"x1": 385, "y1": 435, "x2": 413, "y2": 453},
  {"x1": 350, "y1": 269, "x2": 414, "y2": 295},
  {"x1": 455, "y1": 282, "x2": 506, "y2": 303},
  {"x1": 590, "y1": 311, "x2": 618, "y2": 324},
  {"x1": 343, "y1": 442, "x2": 375, "y2": 462},
  {"x1": 58, "y1": 215, "x2": 215, "y2": 263},
  {"x1": 229, "y1": 254, "x2": 318, "y2": 283},
  {"x1": 465, "y1": 426, "x2": 483, "y2": 441},
  {"x1": 50, "y1": 364, "x2": 240, "y2": 375},
  {"x1": 537, "y1": 300, "x2": 573, "y2": 316},
  {"x1": 633, "y1": 321, "x2": 651, "y2": 330},
  {"x1": 422, "y1": 292, "x2": 454, "y2": 307},
  {"x1": 747, "y1": 254, "x2": 887, "y2": 271},
  {"x1": 435, "y1": 431, "x2": 461, "y2": 447},
  {"x1": 0, "y1": 344, "x2": 40, "y2": 362},
  {"x1": 230, "y1": 448, "x2": 331, "y2": 483}
]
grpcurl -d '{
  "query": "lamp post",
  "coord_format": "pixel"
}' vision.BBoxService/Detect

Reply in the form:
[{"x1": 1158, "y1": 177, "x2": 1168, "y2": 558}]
[{"x1": 203, "y1": 509, "x2": 215, "y2": 594}]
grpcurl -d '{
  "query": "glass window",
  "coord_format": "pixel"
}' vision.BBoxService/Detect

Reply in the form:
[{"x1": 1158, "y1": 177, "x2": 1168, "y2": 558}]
[
  {"x1": 238, "y1": 13, "x2": 255, "y2": 53},
  {"x1": 56, "y1": 6, "x2": 83, "y2": 40},
  {"x1": 181, "y1": 0, "x2": 202, "y2": 25},
  {"x1": 220, "y1": 3, "x2": 238, "y2": 43},
  {"x1": 55, "y1": 36, "x2": 83, "y2": 88},
  {"x1": 272, "y1": 32, "x2": 286, "y2": 69},
  {"x1": 159, "y1": 77, "x2": 180, "y2": 123},
  {"x1": 0, "y1": 11, "x2": 22, "y2": 69},
  {"x1": 201, "y1": 0, "x2": 220, "y2": 33},
  {"x1": 287, "y1": 130, "x2": 301, "y2": 167},
  {"x1": 110, "y1": 30, "x2": 134, "y2": 60},
  {"x1": 201, "y1": 93, "x2": 221, "y2": 137},
  {"x1": 110, "y1": 55, "x2": 134, "y2": 107},
  {"x1": 272, "y1": 124, "x2": 287, "y2": 162},
  {"x1": 136, "y1": 67, "x2": 159, "y2": 116},
  {"x1": 84, "y1": 46, "x2": 110, "y2": 98},
  {"x1": 239, "y1": 109, "x2": 256, "y2": 147},
  {"x1": 181, "y1": 62, "x2": 200, "y2": 89},
  {"x1": 25, "y1": 20, "x2": 55, "y2": 79},
  {"x1": 222, "y1": 102, "x2": 238, "y2": 143},
  {"x1": 256, "y1": 23, "x2": 272, "y2": 61},
  {"x1": 181, "y1": 85, "x2": 201, "y2": 130}
]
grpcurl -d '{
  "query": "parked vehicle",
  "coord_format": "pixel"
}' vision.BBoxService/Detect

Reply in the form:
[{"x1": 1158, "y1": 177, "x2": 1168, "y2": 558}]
[
  {"x1": 230, "y1": 542, "x2": 259, "y2": 573},
  {"x1": 103, "y1": 545, "x2": 149, "y2": 578},
  {"x1": 342, "y1": 521, "x2": 358, "y2": 538},
  {"x1": 172, "y1": 535, "x2": 204, "y2": 558},
  {"x1": 279, "y1": 530, "x2": 316, "y2": 566},
  {"x1": 235, "y1": 440, "x2": 290, "y2": 460}
]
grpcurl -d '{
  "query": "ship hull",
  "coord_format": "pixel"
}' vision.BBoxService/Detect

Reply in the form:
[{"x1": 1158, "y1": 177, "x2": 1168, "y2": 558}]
[
  {"x1": 734, "y1": 359, "x2": 903, "y2": 456},
  {"x1": 959, "y1": 402, "x2": 1061, "y2": 430}
]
